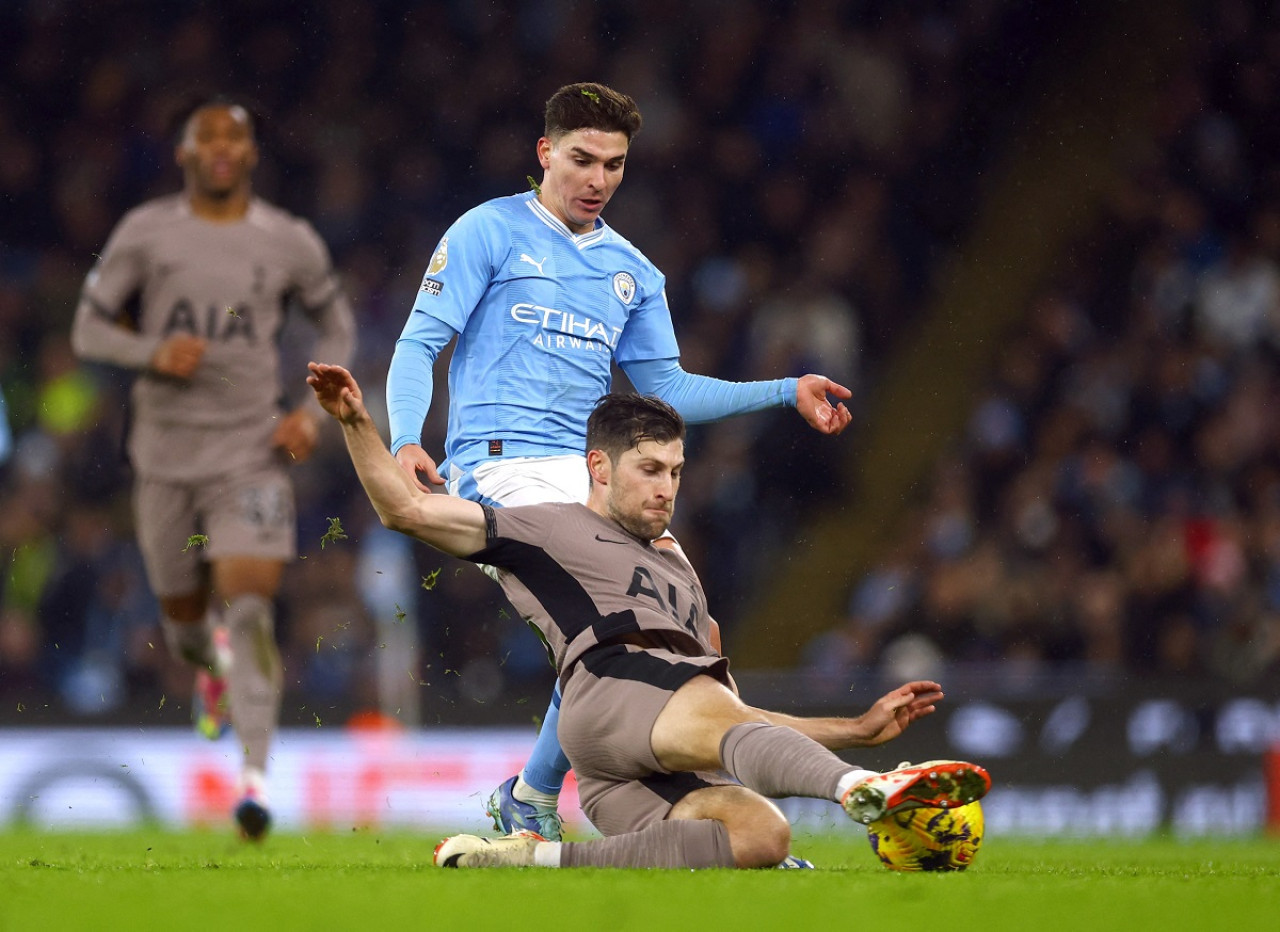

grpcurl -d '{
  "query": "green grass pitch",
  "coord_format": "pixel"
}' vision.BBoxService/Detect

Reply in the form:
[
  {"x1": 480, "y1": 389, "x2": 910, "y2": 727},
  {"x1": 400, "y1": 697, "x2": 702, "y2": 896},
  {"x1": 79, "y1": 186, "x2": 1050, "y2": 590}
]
[{"x1": 2, "y1": 829, "x2": 1276, "y2": 931}]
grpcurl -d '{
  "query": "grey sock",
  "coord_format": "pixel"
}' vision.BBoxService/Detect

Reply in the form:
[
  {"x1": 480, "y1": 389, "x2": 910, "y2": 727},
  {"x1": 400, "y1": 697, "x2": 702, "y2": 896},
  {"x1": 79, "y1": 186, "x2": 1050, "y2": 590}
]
[
  {"x1": 720, "y1": 722, "x2": 852, "y2": 801},
  {"x1": 224, "y1": 594, "x2": 282, "y2": 772},
  {"x1": 561, "y1": 819, "x2": 733, "y2": 869},
  {"x1": 161, "y1": 615, "x2": 215, "y2": 669}
]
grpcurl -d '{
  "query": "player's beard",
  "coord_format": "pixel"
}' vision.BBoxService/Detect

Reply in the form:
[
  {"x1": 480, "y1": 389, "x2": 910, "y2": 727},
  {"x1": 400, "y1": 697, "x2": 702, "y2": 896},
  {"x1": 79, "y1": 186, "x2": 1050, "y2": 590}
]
[{"x1": 608, "y1": 498, "x2": 672, "y2": 543}]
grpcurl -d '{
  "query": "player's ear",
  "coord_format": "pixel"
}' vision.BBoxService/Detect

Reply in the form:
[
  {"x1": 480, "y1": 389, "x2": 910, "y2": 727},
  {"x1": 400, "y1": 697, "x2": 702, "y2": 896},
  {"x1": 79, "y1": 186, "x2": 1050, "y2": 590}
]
[
  {"x1": 536, "y1": 136, "x2": 553, "y2": 170},
  {"x1": 586, "y1": 448, "x2": 610, "y2": 485}
]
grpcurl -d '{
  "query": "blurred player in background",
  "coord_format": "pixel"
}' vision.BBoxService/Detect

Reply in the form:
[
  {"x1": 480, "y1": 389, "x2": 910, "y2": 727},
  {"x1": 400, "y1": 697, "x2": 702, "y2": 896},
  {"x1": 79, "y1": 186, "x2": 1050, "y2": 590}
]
[
  {"x1": 310, "y1": 363, "x2": 987, "y2": 870},
  {"x1": 71, "y1": 97, "x2": 356, "y2": 839},
  {"x1": 386, "y1": 81, "x2": 853, "y2": 843}
]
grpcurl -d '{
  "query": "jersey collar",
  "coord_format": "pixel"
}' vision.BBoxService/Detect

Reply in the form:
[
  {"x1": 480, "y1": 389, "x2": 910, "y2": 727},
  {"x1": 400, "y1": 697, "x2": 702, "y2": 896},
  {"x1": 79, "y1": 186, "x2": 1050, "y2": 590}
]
[
  {"x1": 525, "y1": 192, "x2": 608, "y2": 249},
  {"x1": 175, "y1": 194, "x2": 269, "y2": 228}
]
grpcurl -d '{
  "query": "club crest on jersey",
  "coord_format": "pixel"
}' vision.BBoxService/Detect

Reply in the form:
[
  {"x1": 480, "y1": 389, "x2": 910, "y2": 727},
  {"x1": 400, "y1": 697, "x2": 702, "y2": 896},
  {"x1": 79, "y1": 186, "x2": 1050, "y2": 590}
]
[
  {"x1": 427, "y1": 237, "x2": 449, "y2": 275},
  {"x1": 613, "y1": 271, "x2": 636, "y2": 305}
]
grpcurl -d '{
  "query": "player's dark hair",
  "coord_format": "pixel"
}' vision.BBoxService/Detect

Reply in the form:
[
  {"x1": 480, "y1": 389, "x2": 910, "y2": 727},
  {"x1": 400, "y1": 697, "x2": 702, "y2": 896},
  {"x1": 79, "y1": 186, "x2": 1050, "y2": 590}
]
[
  {"x1": 544, "y1": 82, "x2": 642, "y2": 142},
  {"x1": 170, "y1": 92, "x2": 263, "y2": 146},
  {"x1": 586, "y1": 393, "x2": 684, "y2": 462}
]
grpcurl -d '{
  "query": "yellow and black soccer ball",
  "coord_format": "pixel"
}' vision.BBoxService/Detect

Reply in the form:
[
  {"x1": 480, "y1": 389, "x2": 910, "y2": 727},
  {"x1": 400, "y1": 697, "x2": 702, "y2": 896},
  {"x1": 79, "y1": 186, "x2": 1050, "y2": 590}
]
[{"x1": 866, "y1": 801, "x2": 984, "y2": 871}]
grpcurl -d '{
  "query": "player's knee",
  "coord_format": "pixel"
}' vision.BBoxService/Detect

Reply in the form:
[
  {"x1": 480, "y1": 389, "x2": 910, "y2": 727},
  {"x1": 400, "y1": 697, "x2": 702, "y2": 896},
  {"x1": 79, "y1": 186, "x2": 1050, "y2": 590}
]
[{"x1": 725, "y1": 805, "x2": 791, "y2": 869}]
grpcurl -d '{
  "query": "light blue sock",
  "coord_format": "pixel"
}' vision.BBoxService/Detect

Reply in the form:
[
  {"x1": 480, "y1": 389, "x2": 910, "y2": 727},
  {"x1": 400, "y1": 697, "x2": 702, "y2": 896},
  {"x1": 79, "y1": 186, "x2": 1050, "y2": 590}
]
[{"x1": 520, "y1": 683, "x2": 570, "y2": 795}]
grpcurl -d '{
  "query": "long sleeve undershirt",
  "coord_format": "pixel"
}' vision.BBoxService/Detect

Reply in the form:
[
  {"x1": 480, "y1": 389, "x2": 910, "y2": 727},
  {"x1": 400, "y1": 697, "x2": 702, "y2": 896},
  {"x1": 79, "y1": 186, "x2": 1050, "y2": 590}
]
[
  {"x1": 387, "y1": 328, "x2": 798, "y2": 456},
  {"x1": 386, "y1": 313, "x2": 456, "y2": 454},
  {"x1": 622, "y1": 357, "x2": 796, "y2": 423}
]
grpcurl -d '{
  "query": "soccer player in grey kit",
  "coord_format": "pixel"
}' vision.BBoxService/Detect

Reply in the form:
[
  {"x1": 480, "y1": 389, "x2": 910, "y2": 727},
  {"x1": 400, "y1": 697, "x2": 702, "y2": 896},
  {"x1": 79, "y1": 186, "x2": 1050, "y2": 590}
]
[
  {"x1": 309, "y1": 362, "x2": 989, "y2": 870},
  {"x1": 71, "y1": 98, "x2": 356, "y2": 839}
]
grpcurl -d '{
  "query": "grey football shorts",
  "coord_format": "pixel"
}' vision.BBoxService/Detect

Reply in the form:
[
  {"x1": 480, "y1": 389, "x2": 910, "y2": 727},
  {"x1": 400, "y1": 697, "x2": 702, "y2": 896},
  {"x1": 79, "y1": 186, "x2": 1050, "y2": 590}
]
[
  {"x1": 133, "y1": 464, "x2": 296, "y2": 597},
  {"x1": 558, "y1": 643, "x2": 737, "y2": 836}
]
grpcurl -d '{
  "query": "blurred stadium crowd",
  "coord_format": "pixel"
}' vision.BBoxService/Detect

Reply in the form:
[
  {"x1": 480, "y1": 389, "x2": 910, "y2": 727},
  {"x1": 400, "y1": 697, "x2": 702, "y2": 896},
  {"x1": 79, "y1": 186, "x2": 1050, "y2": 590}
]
[
  {"x1": 806, "y1": 0, "x2": 1280, "y2": 688},
  {"x1": 0, "y1": 0, "x2": 1276, "y2": 725}
]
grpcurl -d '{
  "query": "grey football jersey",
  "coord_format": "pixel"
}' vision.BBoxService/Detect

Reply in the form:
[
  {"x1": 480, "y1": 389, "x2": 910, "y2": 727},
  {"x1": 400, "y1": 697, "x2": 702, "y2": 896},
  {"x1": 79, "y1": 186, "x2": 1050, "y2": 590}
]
[
  {"x1": 72, "y1": 194, "x2": 355, "y2": 480},
  {"x1": 472, "y1": 502, "x2": 718, "y2": 676}
]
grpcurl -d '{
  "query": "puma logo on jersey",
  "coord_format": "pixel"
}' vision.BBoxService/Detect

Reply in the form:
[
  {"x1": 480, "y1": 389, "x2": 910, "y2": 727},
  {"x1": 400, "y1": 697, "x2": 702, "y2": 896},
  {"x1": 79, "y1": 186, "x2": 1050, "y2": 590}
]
[{"x1": 519, "y1": 254, "x2": 548, "y2": 275}]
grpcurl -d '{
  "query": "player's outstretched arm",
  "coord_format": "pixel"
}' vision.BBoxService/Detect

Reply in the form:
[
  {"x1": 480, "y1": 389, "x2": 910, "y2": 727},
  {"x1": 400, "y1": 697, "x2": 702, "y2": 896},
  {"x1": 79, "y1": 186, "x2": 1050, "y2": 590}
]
[
  {"x1": 623, "y1": 359, "x2": 852, "y2": 435},
  {"x1": 307, "y1": 362, "x2": 487, "y2": 557},
  {"x1": 794, "y1": 374, "x2": 853, "y2": 435},
  {"x1": 747, "y1": 680, "x2": 943, "y2": 750},
  {"x1": 844, "y1": 679, "x2": 943, "y2": 746}
]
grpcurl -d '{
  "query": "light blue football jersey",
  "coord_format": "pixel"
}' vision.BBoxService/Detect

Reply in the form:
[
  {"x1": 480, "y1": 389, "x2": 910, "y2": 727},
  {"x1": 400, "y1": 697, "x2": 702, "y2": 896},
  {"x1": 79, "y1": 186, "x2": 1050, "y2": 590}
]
[{"x1": 396, "y1": 191, "x2": 679, "y2": 477}]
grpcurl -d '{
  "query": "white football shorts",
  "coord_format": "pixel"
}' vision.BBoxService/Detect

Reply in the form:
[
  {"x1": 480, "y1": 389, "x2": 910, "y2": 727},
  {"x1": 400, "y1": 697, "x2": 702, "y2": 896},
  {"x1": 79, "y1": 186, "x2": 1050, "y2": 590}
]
[{"x1": 456, "y1": 454, "x2": 590, "y2": 506}]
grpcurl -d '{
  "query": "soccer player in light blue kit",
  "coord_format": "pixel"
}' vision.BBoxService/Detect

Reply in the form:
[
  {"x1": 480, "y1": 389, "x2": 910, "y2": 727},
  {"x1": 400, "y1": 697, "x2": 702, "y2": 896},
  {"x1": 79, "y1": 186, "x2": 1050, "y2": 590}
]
[{"x1": 386, "y1": 83, "x2": 852, "y2": 846}]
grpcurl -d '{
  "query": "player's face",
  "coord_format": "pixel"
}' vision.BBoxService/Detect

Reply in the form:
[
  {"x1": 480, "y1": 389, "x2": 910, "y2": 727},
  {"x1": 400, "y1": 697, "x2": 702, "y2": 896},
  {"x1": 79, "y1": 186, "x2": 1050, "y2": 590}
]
[
  {"x1": 536, "y1": 128, "x2": 628, "y2": 233},
  {"x1": 604, "y1": 438, "x2": 683, "y2": 541},
  {"x1": 176, "y1": 105, "x2": 258, "y2": 198}
]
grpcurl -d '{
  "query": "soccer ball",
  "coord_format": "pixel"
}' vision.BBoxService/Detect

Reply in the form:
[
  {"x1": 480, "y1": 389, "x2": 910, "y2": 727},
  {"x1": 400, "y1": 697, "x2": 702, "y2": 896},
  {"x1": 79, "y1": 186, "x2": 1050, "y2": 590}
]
[{"x1": 866, "y1": 801, "x2": 984, "y2": 872}]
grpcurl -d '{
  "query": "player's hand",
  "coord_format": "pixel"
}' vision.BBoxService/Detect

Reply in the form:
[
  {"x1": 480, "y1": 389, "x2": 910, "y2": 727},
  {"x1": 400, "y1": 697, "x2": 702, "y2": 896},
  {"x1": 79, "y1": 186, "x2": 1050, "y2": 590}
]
[
  {"x1": 150, "y1": 335, "x2": 206, "y2": 378},
  {"x1": 395, "y1": 444, "x2": 445, "y2": 493},
  {"x1": 795, "y1": 374, "x2": 852, "y2": 435},
  {"x1": 273, "y1": 408, "x2": 320, "y2": 464},
  {"x1": 853, "y1": 680, "x2": 943, "y2": 746},
  {"x1": 306, "y1": 362, "x2": 367, "y2": 426}
]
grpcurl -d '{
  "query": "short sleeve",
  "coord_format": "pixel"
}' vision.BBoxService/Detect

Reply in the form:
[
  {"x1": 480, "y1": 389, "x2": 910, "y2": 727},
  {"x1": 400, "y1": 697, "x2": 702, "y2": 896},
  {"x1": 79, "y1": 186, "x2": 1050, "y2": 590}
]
[
  {"x1": 615, "y1": 282, "x2": 680, "y2": 364},
  {"x1": 404, "y1": 205, "x2": 507, "y2": 336}
]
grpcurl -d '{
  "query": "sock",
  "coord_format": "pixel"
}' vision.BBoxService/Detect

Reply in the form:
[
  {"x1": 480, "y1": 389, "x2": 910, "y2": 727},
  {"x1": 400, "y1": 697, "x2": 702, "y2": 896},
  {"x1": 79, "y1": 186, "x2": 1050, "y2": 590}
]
[
  {"x1": 513, "y1": 775, "x2": 559, "y2": 811},
  {"x1": 239, "y1": 766, "x2": 269, "y2": 804},
  {"x1": 161, "y1": 613, "x2": 216, "y2": 669},
  {"x1": 720, "y1": 722, "x2": 858, "y2": 801},
  {"x1": 533, "y1": 841, "x2": 562, "y2": 868},
  {"x1": 560, "y1": 819, "x2": 734, "y2": 868},
  {"x1": 519, "y1": 682, "x2": 570, "y2": 796},
  {"x1": 224, "y1": 594, "x2": 282, "y2": 773},
  {"x1": 835, "y1": 768, "x2": 879, "y2": 801}
]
